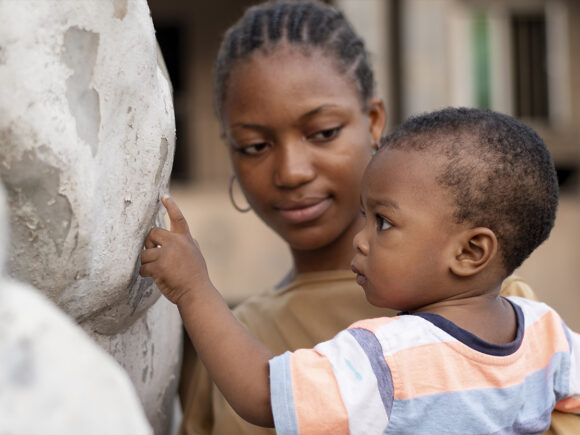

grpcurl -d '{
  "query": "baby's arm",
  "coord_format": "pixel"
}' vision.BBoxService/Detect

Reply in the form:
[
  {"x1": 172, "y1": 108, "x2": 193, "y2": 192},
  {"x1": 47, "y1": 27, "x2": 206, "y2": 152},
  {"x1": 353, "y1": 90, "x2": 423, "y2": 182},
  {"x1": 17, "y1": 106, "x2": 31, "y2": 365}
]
[
  {"x1": 554, "y1": 327, "x2": 580, "y2": 414},
  {"x1": 139, "y1": 196, "x2": 274, "y2": 427}
]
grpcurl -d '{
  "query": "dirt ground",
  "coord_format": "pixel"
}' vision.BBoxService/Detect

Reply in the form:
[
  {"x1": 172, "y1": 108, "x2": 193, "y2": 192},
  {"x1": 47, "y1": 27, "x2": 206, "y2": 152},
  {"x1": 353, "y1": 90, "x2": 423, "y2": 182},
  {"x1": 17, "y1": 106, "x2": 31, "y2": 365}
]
[{"x1": 171, "y1": 185, "x2": 580, "y2": 331}]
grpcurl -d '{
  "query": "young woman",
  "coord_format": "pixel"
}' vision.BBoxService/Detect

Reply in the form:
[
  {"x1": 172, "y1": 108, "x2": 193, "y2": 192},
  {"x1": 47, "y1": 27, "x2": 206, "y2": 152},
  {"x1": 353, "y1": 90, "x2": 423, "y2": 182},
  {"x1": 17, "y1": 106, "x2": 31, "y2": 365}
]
[{"x1": 177, "y1": 1, "x2": 578, "y2": 434}]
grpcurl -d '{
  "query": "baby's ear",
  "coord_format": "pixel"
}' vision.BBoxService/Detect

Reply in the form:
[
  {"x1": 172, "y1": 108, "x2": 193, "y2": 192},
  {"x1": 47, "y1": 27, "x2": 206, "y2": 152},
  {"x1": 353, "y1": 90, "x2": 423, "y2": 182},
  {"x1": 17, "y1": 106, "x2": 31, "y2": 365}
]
[{"x1": 449, "y1": 227, "x2": 498, "y2": 277}]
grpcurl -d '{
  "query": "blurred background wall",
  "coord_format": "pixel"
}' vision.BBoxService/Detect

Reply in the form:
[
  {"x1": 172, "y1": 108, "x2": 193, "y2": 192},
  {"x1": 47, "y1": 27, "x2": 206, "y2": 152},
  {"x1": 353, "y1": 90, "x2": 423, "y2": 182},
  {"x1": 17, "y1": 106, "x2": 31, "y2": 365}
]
[{"x1": 147, "y1": 0, "x2": 580, "y2": 330}]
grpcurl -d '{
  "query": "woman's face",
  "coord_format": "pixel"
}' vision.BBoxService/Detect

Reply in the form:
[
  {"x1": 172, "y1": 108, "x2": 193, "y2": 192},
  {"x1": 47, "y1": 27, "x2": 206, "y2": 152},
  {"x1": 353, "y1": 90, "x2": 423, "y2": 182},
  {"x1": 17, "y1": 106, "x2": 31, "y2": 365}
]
[{"x1": 222, "y1": 46, "x2": 385, "y2": 252}]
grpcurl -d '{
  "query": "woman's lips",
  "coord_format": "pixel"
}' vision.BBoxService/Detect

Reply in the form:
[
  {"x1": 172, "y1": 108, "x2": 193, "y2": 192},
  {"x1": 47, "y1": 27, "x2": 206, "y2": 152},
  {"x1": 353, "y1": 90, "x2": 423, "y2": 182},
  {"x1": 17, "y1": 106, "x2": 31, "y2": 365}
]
[{"x1": 275, "y1": 197, "x2": 332, "y2": 224}]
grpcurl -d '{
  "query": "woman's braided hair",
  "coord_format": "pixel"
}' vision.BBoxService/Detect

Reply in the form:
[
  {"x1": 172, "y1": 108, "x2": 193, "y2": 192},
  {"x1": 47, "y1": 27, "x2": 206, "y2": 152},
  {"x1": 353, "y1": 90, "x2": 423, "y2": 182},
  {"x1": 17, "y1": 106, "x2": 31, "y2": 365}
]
[{"x1": 214, "y1": 0, "x2": 375, "y2": 125}]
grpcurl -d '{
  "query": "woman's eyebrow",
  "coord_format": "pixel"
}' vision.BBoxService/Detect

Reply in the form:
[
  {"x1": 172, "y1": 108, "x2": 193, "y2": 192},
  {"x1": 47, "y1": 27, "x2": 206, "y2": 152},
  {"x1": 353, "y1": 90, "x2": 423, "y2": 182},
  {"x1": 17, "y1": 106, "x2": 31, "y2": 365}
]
[
  {"x1": 230, "y1": 122, "x2": 269, "y2": 132},
  {"x1": 229, "y1": 104, "x2": 342, "y2": 130},
  {"x1": 299, "y1": 104, "x2": 340, "y2": 121}
]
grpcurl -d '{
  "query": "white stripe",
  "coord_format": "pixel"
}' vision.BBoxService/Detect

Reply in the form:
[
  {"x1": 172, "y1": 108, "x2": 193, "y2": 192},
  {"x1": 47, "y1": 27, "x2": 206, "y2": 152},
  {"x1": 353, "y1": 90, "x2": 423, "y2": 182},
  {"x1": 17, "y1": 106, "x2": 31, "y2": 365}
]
[
  {"x1": 315, "y1": 331, "x2": 388, "y2": 434},
  {"x1": 566, "y1": 329, "x2": 580, "y2": 396},
  {"x1": 506, "y1": 296, "x2": 552, "y2": 327},
  {"x1": 373, "y1": 316, "x2": 456, "y2": 355}
]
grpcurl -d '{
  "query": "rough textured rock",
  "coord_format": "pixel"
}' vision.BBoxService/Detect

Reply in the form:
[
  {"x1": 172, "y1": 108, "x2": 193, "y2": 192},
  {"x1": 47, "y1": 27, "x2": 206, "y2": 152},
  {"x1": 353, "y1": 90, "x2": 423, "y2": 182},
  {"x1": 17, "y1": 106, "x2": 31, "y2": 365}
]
[
  {"x1": 0, "y1": 0, "x2": 182, "y2": 432},
  {"x1": 0, "y1": 183, "x2": 153, "y2": 435}
]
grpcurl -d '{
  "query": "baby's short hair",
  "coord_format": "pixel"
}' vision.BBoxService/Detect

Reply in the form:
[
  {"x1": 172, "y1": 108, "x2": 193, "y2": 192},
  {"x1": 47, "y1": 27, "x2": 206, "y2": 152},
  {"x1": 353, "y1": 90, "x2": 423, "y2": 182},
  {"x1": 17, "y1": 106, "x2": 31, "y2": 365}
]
[{"x1": 379, "y1": 107, "x2": 559, "y2": 274}]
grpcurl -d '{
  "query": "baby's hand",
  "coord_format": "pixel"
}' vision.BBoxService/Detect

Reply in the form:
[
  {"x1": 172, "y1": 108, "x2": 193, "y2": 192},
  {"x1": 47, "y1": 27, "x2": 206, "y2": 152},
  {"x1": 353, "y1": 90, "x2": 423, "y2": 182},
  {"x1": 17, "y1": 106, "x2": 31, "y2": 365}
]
[{"x1": 140, "y1": 195, "x2": 209, "y2": 306}]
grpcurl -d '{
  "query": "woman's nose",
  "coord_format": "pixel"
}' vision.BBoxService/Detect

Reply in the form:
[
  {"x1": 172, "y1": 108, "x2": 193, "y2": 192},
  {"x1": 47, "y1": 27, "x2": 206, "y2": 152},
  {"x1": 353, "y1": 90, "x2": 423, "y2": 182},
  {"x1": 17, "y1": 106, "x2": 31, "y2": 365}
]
[{"x1": 273, "y1": 140, "x2": 315, "y2": 188}]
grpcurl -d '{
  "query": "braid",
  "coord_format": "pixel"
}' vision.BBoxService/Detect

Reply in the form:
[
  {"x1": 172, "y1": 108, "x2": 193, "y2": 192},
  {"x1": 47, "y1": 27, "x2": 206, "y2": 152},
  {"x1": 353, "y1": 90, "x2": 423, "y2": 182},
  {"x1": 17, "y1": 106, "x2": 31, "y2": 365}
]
[
  {"x1": 245, "y1": 10, "x2": 265, "y2": 53},
  {"x1": 287, "y1": 5, "x2": 308, "y2": 42},
  {"x1": 214, "y1": 0, "x2": 375, "y2": 124}
]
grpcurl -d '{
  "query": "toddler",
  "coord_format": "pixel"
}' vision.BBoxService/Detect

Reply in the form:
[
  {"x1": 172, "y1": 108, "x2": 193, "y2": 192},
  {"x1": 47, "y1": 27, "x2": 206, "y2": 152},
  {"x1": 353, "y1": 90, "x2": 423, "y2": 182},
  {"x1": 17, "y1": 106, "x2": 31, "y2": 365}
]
[{"x1": 141, "y1": 107, "x2": 579, "y2": 434}]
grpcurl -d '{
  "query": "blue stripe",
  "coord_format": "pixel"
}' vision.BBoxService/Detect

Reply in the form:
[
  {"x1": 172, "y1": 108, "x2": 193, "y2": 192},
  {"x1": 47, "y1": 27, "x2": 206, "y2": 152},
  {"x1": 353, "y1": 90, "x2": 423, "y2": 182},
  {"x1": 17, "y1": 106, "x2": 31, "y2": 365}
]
[
  {"x1": 269, "y1": 352, "x2": 300, "y2": 435},
  {"x1": 489, "y1": 406, "x2": 552, "y2": 434},
  {"x1": 348, "y1": 328, "x2": 394, "y2": 417},
  {"x1": 385, "y1": 353, "x2": 568, "y2": 434},
  {"x1": 557, "y1": 320, "x2": 573, "y2": 399}
]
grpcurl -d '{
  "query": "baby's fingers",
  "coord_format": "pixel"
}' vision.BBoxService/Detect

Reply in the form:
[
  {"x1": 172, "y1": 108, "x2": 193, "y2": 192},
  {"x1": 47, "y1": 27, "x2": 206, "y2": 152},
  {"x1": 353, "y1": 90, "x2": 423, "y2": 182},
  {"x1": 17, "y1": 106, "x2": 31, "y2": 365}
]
[
  {"x1": 162, "y1": 195, "x2": 189, "y2": 235},
  {"x1": 139, "y1": 261, "x2": 152, "y2": 278},
  {"x1": 144, "y1": 236, "x2": 157, "y2": 250},
  {"x1": 145, "y1": 227, "x2": 170, "y2": 248},
  {"x1": 140, "y1": 246, "x2": 161, "y2": 264}
]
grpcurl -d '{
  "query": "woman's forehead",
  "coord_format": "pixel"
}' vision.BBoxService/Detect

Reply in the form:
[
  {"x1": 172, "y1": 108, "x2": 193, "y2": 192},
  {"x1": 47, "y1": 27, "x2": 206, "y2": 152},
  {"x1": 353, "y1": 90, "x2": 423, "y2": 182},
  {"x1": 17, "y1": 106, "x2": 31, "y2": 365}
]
[
  {"x1": 223, "y1": 48, "x2": 361, "y2": 121},
  {"x1": 228, "y1": 46, "x2": 357, "y2": 96}
]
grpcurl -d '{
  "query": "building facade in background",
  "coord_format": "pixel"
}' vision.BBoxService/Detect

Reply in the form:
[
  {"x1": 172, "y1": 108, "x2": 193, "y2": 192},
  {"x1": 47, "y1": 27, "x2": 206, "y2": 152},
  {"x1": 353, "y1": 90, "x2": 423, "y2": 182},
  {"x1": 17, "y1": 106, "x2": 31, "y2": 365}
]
[{"x1": 149, "y1": 0, "x2": 580, "y2": 192}]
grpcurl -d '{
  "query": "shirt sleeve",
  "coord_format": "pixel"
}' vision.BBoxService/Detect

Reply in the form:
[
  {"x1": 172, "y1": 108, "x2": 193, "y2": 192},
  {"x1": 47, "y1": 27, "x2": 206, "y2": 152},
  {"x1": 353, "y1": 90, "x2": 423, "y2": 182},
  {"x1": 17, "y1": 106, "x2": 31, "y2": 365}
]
[
  {"x1": 555, "y1": 326, "x2": 580, "y2": 414},
  {"x1": 269, "y1": 328, "x2": 392, "y2": 434}
]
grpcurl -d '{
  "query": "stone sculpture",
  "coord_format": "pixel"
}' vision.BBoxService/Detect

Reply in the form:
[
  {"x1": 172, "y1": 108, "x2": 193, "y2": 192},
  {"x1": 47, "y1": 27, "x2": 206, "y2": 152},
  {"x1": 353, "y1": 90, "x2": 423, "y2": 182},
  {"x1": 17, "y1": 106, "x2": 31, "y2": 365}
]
[
  {"x1": 0, "y1": 182, "x2": 153, "y2": 435},
  {"x1": 0, "y1": 0, "x2": 182, "y2": 433}
]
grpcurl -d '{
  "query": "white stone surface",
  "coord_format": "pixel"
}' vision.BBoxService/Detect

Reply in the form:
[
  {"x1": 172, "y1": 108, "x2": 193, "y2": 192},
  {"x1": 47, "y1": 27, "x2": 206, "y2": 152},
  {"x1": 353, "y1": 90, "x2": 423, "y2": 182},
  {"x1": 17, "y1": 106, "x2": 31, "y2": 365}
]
[
  {"x1": 0, "y1": 0, "x2": 182, "y2": 432},
  {"x1": 0, "y1": 183, "x2": 153, "y2": 435}
]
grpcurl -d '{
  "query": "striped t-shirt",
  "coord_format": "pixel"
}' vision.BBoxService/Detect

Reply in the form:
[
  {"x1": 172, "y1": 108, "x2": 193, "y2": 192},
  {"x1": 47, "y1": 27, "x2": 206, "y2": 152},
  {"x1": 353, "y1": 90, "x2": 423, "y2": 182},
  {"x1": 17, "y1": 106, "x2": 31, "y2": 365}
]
[{"x1": 269, "y1": 296, "x2": 580, "y2": 434}]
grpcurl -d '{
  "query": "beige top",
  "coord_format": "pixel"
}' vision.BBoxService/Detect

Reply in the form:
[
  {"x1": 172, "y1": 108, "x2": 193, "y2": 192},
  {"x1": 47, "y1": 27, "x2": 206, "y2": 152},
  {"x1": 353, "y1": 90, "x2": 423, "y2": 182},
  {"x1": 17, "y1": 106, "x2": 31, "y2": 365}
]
[{"x1": 179, "y1": 271, "x2": 578, "y2": 435}]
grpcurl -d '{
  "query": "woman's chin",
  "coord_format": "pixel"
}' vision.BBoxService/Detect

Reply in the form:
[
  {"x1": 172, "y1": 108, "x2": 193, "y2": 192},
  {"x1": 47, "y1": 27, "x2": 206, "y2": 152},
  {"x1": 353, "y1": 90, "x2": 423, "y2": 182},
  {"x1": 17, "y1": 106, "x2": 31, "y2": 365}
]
[{"x1": 282, "y1": 224, "x2": 345, "y2": 252}]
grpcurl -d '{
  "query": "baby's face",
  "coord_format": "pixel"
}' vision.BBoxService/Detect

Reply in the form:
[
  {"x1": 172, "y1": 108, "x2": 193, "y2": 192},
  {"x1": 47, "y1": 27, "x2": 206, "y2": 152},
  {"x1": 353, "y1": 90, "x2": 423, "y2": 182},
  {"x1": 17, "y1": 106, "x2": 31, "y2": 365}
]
[{"x1": 351, "y1": 148, "x2": 463, "y2": 311}]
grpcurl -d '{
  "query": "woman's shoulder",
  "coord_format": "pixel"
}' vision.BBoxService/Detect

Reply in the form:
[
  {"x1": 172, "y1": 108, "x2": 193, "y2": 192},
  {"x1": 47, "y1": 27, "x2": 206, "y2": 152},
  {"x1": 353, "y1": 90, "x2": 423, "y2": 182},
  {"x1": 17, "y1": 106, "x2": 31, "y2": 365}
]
[
  {"x1": 231, "y1": 269, "x2": 388, "y2": 353},
  {"x1": 499, "y1": 275, "x2": 539, "y2": 301},
  {"x1": 233, "y1": 270, "x2": 359, "y2": 312},
  {"x1": 232, "y1": 270, "x2": 351, "y2": 316}
]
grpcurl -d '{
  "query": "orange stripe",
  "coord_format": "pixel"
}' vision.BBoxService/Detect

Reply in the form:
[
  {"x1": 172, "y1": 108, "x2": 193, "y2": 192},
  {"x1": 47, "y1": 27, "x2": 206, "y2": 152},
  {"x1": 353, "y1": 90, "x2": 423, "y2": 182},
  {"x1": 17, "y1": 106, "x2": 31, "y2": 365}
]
[
  {"x1": 290, "y1": 349, "x2": 350, "y2": 435},
  {"x1": 349, "y1": 316, "x2": 396, "y2": 334},
  {"x1": 390, "y1": 310, "x2": 570, "y2": 399},
  {"x1": 555, "y1": 397, "x2": 580, "y2": 413}
]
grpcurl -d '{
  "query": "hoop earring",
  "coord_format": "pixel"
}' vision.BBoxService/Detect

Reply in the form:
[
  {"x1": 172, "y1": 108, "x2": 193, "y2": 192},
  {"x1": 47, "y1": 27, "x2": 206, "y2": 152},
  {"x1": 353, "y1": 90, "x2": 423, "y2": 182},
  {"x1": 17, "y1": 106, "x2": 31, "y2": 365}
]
[{"x1": 228, "y1": 175, "x2": 251, "y2": 213}]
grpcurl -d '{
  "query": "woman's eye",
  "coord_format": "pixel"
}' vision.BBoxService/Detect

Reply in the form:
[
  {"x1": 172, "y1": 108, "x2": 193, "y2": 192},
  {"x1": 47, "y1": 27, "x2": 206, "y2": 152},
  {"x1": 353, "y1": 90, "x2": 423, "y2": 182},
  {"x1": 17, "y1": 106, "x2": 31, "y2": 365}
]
[
  {"x1": 234, "y1": 142, "x2": 269, "y2": 156},
  {"x1": 376, "y1": 214, "x2": 392, "y2": 231},
  {"x1": 360, "y1": 208, "x2": 366, "y2": 218},
  {"x1": 309, "y1": 126, "x2": 343, "y2": 142}
]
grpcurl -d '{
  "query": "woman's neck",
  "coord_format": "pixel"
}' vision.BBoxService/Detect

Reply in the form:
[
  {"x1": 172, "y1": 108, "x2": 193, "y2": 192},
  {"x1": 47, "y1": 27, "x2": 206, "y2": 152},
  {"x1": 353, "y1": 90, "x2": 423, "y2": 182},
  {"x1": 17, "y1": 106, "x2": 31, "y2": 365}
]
[{"x1": 290, "y1": 215, "x2": 362, "y2": 275}]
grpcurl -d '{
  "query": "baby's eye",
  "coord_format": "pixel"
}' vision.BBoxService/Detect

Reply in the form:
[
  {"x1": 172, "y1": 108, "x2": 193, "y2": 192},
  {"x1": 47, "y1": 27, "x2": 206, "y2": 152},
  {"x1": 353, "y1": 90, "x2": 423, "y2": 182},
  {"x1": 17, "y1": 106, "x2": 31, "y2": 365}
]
[
  {"x1": 308, "y1": 126, "x2": 343, "y2": 142},
  {"x1": 376, "y1": 214, "x2": 392, "y2": 231},
  {"x1": 234, "y1": 142, "x2": 269, "y2": 156},
  {"x1": 360, "y1": 208, "x2": 366, "y2": 218}
]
